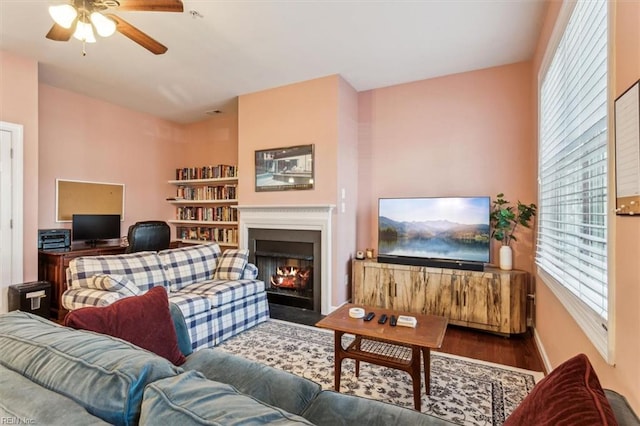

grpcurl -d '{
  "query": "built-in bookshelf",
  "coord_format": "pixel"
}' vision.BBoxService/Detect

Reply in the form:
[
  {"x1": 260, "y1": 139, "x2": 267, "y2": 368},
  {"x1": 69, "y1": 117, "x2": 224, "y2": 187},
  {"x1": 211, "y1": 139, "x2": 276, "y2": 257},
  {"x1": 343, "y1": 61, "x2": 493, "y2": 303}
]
[{"x1": 168, "y1": 165, "x2": 238, "y2": 247}]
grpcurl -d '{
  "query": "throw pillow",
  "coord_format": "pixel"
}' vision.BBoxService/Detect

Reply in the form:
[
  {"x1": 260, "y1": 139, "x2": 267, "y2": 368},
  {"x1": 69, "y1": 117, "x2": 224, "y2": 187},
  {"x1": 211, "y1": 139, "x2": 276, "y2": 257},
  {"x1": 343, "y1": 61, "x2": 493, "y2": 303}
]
[
  {"x1": 215, "y1": 249, "x2": 249, "y2": 280},
  {"x1": 504, "y1": 353, "x2": 618, "y2": 426},
  {"x1": 241, "y1": 262, "x2": 259, "y2": 280},
  {"x1": 64, "y1": 286, "x2": 186, "y2": 366},
  {"x1": 87, "y1": 274, "x2": 140, "y2": 296},
  {"x1": 169, "y1": 302, "x2": 193, "y2": 357},
  {"x1": 159, "y1": 243, "x2": 221, "y2": 291}
]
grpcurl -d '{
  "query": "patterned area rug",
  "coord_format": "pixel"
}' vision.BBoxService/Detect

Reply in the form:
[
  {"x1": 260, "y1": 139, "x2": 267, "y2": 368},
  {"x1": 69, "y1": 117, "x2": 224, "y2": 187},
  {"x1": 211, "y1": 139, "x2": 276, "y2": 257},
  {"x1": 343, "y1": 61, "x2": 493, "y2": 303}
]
[{"x1": 216, "y1": 319, "x2": 544, "y2": 426}]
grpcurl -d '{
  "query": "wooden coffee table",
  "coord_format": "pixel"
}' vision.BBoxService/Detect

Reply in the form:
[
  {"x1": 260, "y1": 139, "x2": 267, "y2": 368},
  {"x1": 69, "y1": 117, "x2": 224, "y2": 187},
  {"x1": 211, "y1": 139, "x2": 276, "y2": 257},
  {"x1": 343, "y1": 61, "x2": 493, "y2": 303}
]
[{"x1": 316, "y1": 304, "x2": 448, "y2": 411}]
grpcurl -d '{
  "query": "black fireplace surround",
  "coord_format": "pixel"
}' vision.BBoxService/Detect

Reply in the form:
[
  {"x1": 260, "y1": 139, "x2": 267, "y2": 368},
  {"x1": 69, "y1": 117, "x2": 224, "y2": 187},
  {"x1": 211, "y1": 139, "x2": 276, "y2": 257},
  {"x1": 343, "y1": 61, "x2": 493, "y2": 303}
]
[{"x1": 247, "y1": 228, "x2": 321, "y2": 312}]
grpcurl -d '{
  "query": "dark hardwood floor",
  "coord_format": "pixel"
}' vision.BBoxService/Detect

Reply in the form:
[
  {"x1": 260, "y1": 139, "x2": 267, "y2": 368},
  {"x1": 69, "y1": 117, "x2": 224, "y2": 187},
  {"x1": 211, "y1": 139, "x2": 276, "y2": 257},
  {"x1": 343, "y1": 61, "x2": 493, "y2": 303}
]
[
  {"x1": 269, "y1": 303, "x2": 546, "y2": 374},
  {"x1": 437, "y1": 324, "x2": 546, "y2": 373}
]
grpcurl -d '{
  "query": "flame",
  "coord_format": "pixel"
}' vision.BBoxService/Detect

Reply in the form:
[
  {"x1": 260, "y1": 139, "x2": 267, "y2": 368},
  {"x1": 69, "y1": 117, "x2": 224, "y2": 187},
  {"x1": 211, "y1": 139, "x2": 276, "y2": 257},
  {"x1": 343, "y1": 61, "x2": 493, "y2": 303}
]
[
  {"x1": 270, "y1": 265, "x2": 311, "y2": 289},
  {"x1": 276, "y1": 266, "x2": 298, "y2": 277}
]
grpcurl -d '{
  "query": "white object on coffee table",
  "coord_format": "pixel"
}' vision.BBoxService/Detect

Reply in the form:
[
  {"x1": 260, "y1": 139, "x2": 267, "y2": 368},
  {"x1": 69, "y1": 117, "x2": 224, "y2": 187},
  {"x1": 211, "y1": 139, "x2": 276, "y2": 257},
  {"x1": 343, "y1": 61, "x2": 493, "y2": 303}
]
[
  {"x1": 349, "y1": 307, "x2": 365, "y2": 319},
  {"x1": 396, "y1": 315, "x2": 417, "y2": 328}
]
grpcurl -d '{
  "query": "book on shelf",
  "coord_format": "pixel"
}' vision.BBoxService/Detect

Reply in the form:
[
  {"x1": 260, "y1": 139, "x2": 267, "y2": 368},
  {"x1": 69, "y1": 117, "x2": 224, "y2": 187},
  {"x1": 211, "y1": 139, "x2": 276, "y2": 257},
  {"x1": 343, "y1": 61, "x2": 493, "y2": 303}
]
[
  {"x1": 177, "y1": 227, "x2": 199, "y2": 241},
  {"x1": 176, "y1": 206, "x2": 238, "y2": 222},
  {"x1": 176, "y1": 226, "x2": 238, "y2": 244},
  {"x1": 175, "y1": 165, "x2": 237, "y2": 181},
  {"x1": 174, "y1": 184, "x2": 237, "y2": 201}
]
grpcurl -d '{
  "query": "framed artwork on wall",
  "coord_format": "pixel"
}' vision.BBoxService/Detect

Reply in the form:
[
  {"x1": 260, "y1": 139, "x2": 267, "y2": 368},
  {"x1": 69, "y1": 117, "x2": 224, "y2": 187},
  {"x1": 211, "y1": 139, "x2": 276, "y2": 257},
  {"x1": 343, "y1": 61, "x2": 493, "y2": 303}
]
[
  {"x1": 56, "y1": 179, "x2": 125, "y2": 222},
  {"x1": 614, "y1": 79, "x2": 640, "y2": 215},
  {"x1": 255, "y1": 144, "x2": 315, "y2": 192}
]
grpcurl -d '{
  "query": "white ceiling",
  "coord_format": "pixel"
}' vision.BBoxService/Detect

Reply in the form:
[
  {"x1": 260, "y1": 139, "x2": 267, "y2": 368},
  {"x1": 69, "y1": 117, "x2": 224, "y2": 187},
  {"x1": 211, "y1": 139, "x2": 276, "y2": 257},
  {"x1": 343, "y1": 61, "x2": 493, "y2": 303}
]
[{"x1": 0, "y1": 0, "x2": 547, "y2": 124}]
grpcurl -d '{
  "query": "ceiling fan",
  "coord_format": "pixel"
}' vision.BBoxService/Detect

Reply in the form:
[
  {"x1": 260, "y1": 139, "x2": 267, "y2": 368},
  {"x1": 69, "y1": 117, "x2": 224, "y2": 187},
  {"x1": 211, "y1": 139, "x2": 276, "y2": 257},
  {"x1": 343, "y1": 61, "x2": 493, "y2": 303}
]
[{"x1": 46, "y1": 0, "x2": 184, "y2": 55}]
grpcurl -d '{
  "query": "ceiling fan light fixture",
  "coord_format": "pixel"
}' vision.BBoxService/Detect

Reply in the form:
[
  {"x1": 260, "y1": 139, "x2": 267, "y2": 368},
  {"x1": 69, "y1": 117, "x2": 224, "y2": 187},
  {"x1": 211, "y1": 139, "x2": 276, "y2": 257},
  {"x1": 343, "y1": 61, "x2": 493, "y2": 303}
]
[
  {"x1": 73, "y1": 20, "x2": 96, "y2": 43},
  {"x1": 90, "y1": 12, "x2": 116, "y2": 37},
  {"x1": 49, "y1": 4, "x2": 77, "y2": 29}
]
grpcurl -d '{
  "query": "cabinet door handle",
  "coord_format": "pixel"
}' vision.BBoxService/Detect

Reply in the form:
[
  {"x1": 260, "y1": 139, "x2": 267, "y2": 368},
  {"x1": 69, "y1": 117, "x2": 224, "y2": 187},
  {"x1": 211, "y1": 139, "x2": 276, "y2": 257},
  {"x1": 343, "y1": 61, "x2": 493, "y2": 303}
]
[
  {"x1": 463, "y1": 291, "x2": 466, "y2": 306},
  {"x1": 389, "y1": 282, "x2": 397, "y2": 297}
]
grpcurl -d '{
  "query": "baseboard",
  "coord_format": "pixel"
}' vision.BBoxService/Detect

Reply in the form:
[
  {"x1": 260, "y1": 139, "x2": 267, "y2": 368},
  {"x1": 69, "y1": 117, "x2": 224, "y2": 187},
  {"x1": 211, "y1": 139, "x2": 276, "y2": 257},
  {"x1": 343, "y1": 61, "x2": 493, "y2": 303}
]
[
  {"x1": 533, "y1": 326, "x2": 552, "y2": 374},
  {"x1": 330, "y1": 301, "x2": 347, "y2": 313}
]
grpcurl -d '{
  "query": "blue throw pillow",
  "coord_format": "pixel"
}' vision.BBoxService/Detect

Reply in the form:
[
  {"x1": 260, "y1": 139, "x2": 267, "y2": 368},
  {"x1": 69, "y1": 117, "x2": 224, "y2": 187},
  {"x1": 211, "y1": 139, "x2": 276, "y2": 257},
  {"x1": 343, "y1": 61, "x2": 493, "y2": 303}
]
[{"x1": 169, "y1": 302, "x2": 193, "y2": 356}]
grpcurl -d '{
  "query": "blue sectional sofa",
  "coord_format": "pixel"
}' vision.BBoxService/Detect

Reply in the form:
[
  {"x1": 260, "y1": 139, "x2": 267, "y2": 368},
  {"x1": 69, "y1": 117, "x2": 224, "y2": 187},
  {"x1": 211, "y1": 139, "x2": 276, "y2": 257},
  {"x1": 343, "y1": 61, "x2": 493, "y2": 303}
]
[
  {"x1": 60, "y1": 242, "x2": 269, "y2": 350},
  {"x1": 2, "y1": 309, "x2": 638, "y2": 425},
  {"x1": 0, "y1": 311, "x2": 454, "y2": 426}
]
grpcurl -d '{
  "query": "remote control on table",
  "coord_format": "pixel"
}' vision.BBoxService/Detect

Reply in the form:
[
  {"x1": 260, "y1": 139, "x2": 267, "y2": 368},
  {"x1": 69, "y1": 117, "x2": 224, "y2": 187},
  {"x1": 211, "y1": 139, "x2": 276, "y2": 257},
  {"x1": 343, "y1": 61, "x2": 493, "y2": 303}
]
[
  {"x1": 364, "y1": 312, "x2": 375, "y2": 321},
  {"x1": 377, "y1": 314, "x2": 388, "y2": 324},
  {"x1": 389, "y1": 315, "x2": 397, "y2": 326}
]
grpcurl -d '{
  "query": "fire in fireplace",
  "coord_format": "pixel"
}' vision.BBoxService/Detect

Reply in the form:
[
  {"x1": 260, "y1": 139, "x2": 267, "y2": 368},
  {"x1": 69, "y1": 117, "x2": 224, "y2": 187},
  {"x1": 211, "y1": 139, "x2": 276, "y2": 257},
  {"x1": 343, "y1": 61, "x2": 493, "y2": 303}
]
[{"x1": 270, "y1": 265, "x2": 312, "y2": 290}]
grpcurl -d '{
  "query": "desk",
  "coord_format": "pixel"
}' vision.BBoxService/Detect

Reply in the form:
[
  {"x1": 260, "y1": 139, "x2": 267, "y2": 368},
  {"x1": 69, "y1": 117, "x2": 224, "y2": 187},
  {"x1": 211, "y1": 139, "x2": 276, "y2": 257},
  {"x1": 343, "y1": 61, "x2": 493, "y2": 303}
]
[
  {"x1": 38, "y1": 243, "x2": 127, "y2": 320},
  {"x1": 315, "y1": 303, "x2": 448, "y2": 411}
]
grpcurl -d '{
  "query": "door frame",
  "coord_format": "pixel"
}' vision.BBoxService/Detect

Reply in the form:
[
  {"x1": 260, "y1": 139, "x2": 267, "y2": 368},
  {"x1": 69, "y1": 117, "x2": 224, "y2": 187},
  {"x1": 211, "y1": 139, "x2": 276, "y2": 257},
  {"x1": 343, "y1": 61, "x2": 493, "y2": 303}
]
[{"x1": 0, "y1": 121, "x2": 24, "y2": 293}]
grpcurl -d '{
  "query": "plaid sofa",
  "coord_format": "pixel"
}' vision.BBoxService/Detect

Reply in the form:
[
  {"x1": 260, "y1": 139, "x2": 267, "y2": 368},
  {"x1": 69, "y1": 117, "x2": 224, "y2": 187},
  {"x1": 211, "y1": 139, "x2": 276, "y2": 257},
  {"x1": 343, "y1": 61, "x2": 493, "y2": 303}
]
[{"x1": 61, "y1": 243, "x2": 269, "y2": 350}]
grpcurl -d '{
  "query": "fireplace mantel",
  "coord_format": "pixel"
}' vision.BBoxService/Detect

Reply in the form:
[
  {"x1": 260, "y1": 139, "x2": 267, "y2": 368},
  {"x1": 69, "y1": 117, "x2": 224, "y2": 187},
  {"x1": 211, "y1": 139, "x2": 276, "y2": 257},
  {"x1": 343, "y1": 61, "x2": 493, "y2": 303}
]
[{"x1": 237, "y1": 205, "x2": 335, "y2": 314}]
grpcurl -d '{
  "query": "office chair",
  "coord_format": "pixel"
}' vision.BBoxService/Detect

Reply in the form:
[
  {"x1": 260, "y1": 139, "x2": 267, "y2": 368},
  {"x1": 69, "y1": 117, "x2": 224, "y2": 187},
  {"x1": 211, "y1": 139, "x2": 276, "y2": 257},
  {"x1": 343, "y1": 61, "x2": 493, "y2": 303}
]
[{"x1": 125, "y1": 221, "x2": 171, "y2": 253}]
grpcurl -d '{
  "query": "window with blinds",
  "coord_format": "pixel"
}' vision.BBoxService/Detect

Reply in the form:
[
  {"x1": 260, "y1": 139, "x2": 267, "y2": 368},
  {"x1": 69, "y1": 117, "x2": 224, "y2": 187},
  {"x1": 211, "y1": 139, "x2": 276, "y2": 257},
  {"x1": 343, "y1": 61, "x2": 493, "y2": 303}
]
[{"x1": 537, "y1": 0, "x2": 609, "y2": 359}]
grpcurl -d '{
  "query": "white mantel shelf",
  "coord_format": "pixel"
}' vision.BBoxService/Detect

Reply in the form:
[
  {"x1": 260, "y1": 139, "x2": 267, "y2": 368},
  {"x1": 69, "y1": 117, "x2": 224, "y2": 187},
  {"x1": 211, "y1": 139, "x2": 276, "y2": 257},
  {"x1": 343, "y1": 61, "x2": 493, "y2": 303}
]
[{"x1": 237, "y1": 204, "x2": 335, "y2": 315}]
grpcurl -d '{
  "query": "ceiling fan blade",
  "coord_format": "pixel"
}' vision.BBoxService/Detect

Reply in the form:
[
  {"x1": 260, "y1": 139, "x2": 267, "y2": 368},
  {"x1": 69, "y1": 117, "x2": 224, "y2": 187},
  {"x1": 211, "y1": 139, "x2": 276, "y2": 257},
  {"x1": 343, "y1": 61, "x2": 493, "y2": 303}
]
[
  {"x1": 106, "y1": 14, "x2": 168, "y2": 55},
  {"x1": 115, "y1": 0, "x2": 184, "y2": 12},
  {"x1": 45, "y1": 22, "x2": 75, "y2": 41}
]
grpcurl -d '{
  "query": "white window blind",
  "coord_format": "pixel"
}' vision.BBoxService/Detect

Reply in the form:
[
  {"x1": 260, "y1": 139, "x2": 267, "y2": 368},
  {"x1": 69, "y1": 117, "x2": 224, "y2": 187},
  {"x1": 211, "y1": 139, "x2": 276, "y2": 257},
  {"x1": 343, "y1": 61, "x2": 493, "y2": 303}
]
[{"x1": 537, "y1": 0, "x2": 608, "y2": 338}]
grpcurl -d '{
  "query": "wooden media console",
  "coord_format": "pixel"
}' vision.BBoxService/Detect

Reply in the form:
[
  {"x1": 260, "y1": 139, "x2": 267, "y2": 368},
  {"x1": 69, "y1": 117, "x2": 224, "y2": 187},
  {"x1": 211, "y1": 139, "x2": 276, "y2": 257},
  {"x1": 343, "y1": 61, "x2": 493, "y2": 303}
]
[{"x1": 352, "y1": 260, "x2": 529, "y2": 335}]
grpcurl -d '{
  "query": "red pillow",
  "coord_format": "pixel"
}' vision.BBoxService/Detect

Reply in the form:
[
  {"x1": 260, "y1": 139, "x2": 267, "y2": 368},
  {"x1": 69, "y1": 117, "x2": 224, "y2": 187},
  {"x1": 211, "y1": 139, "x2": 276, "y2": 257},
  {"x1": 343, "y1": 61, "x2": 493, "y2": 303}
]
[
  {"x1": 505, "y1": 353, "x2": 617, "y2": 426},
  {"x1": 64, "y1": 286, "x2": 186, "y2": 366}
]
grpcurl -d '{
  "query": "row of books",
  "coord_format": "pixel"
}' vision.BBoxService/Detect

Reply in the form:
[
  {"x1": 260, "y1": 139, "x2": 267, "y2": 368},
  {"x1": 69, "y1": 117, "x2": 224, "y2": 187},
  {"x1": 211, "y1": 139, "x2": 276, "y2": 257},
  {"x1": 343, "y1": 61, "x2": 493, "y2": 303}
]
[
  {"x1": 175, "y1": 185, "x2": 237, "y2": 201},
  {"x1": 176, "y1": 206, "x2": 238, "y2": 222},
  {"x1": 175, "y1": 165, "x2": 237, "y2": 181},
  {"x1": 177, "y1": 226, "x2": 238, "y2": 244}
]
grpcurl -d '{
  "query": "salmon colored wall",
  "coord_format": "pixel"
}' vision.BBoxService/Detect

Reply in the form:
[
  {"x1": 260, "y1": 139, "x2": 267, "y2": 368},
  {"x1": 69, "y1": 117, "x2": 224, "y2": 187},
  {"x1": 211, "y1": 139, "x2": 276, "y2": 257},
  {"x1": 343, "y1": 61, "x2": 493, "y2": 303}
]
[
  {"x1": 1, "y1": 59, "x2": 240, "y2": 276},
  {"x1": 238, "y1": 75, "x2": 358, "y2": 307},
  {"x1": 175, "y1": 113, "x2": 240, "y2": 238},
  {"x1": 357, "y1": 62, "x2": 537, "y2": 272},
  {"x1": 336, "y1": 77, "x2": 359, "y2": 302},
  {"x1": 531, "y1": 0, "x2": 640, "y2": 413},
  {"x1": 0, "y1": 50, "x2": 39, "y2": 282},
  {"x1": 180, "y1": 114, "x2": 239, "y2": 167},
  {"x1": 38, "y1": 84, "x2": 184, "y2": 238},
  {"x1": 238, "y1": 75, "x2": 339, "y2": 205}
]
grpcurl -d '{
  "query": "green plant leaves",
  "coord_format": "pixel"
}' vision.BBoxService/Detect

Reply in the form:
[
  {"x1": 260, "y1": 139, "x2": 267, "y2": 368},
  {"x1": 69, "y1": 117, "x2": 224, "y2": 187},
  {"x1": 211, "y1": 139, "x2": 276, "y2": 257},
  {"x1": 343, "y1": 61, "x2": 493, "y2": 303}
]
[{"x1": 490, "y1": 194, "x2": 537, "y2": 246}]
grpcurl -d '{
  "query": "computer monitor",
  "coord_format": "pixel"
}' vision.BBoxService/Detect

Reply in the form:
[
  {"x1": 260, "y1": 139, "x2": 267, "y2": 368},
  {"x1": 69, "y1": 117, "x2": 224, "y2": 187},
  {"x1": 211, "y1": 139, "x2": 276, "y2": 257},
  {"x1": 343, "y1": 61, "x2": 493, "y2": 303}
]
[{"x1": 71, "y1": 214, "x2": 121, "y2": 246}]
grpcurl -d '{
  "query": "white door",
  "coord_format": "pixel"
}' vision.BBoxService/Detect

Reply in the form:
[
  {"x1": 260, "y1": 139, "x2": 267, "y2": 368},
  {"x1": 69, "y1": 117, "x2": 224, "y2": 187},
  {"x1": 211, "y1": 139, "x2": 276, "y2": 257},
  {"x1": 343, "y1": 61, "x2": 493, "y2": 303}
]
[{"x1": 0, "y1": 122, "x2": 24, "y2": 314}]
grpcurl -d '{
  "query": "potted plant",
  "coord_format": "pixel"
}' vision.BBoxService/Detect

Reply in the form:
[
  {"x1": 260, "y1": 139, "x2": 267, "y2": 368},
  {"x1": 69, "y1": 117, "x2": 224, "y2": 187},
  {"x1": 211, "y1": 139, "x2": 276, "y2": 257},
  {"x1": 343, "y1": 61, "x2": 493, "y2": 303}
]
[{"x1": 490, "y1": 193, "x2": 537, "y2": 270}]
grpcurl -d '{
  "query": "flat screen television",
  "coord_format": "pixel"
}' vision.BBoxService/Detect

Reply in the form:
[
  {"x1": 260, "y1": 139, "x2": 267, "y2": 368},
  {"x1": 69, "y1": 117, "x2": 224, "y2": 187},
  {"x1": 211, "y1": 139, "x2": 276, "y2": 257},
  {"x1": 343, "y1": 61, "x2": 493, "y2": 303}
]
[
  {"x1": 72, "y1": 214, "x2": 121, "y2": 246},
  {"x1": 377, "y1": 197, "x2": 490, "y2": 271}
]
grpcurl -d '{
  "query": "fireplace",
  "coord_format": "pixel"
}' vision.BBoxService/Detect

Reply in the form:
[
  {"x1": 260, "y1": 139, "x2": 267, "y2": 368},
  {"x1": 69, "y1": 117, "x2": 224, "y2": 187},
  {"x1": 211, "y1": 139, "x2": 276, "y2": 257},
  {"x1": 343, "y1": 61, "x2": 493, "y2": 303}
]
[
  {"x1": 248, "y1": 229, "x2": 321, "y2": 312},
  {"x1": 237, "y1": 205, "x2": 334, "y2": 315}
]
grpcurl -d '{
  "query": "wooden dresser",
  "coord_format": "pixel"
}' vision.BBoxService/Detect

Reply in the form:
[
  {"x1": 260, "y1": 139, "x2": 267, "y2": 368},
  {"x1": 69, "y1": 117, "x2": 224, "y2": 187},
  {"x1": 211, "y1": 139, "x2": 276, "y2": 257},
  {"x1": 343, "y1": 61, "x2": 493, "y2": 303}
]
[{"x1": 352, "y1": 259, "x2": 530, "y2": 335}]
